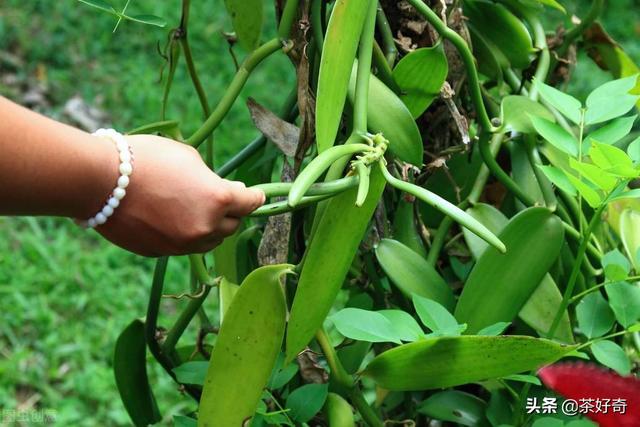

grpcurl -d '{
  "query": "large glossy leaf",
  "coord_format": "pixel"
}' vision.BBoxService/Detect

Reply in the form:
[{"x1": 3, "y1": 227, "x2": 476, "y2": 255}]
[
  {"x1": 392, "y1": 44, "x2": 449, "y2": 118},
  {"x1": 347, "y1": 64, "x2": 423, "y2": 166},
  {"x1": 455, "y1": 208, "x2": 564, "y2": 333},
  {"x1": 286, "y1": 168, "x2": 386, "y2": 362},
  {"x1": 324, "y1": 393, "x2": 355, "y2": 427},
  {"x1": 463, "y1": 0, "x2": 534, "y2": 69},
  {"x1": 224, "y1": 0, "x2": 263, "y2": 51},
  {"x1": 362, "y1": 335, "x2": 574, "y2": 391},
  {"x1": 418, "y1": 390, "x2": 488, "y2": 426},
  {"x1": 620, "y1": 209, "x2": 640, "y2": 271},
  {"x1": 113, "y1": 319, "x2": 161, "y2": 427},
  {"x1": 316, "y1": 0, "x2": 370, "y2": 152},
  {"x1": 218, "y1": 277, "x2": 239, "y2": 323},
  {"x1": 500, "y1": 95, "x2": 556, "y2": 133},
  {"x1": 468, "y1": 22, "x2": 506, "y2": 81},
  {"x1": 462, "y1": 204, "x2": 573, "y2": 342},
  {"x1": 375, "y1": 238, "x2": 455, "y2": 310},
  {"x1": 198, "y1": 264, "x2": 292, "y2": 426}
]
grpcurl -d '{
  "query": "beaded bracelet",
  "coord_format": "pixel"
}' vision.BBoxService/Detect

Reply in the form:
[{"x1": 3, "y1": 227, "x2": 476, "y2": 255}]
[{"x1": 80, "y1": 128, "x2": 134, "y2": 228}]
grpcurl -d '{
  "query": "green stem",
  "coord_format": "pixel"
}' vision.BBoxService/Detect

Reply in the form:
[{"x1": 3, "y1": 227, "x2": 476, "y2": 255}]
[
  {"x1": 569, "y1": 275, "x2": 640, "y2": 304},
  {"x1": 547, "y1": 203, "x2": 607, "y2": 340},
  {"x1": 315, "y1": 329, "x2": 384, "y2": 427},
  {"x1": 577, "y1": 329, "x2": 632, "y2": 351},
  {"x1": 186, "y1": 38, "x2": 283, "y2": 147},
  {"x1": 161, "y1": 36, "x2": 180, "y2": 121},
  {"x1": 278, "y1": 0, "x2": 301, "y2": 39},
  {"x1": 372, "y1": 40, "x2": 401, "y2": 93},
  {"x1": 376, "y1": 4, "x2": 397, "y2": 66},
  {"x1": 525, "y1": 14, "x2": 550, "y2": 102},
  {"x1": 188, "y1": 254, "x2": 216, "y2": 286},
  {"x1": 557, "y1": 0, "x2": 604, "y2": 57},
  {"x1": 311, "y1": 0, "x2": 325, "y2": 50},
  {"x1": 353, "y1": 0, "x2": 378, "y2": 135}
]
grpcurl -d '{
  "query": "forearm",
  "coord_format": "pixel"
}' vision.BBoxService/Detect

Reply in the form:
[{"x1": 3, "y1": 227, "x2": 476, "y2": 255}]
[{"x1": 0, "y1": 96, "x2": 116, "y2": 218}]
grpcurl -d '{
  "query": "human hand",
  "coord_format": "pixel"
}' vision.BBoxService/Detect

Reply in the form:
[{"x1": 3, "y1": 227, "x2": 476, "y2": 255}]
[{"x1": 95, "y1": 134, "x2": 265, "y2": 256}]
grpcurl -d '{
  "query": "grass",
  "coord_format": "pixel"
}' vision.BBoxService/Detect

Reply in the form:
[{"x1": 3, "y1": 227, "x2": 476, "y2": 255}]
[{"x1": 0, "y1": 0, "x2": 638, "y2": 425}]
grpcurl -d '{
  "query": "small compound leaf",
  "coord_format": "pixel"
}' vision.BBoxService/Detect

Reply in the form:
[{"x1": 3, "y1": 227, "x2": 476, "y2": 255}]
[
  {"x1": 330, "y1": 308, "x2": 401, "y2": 344},
  {"x1": 590, "y1": 340, "x2": 631, "y2": 375},
  {"x1": 601, "y1": 249, "x2": 631, "y2": 282},
  {"x1": 568, "y1": 158, "x2": 617, "y2": 192},
  {"x1": 589, "y1": 141, "x2": 637, "y2": 177},
  {"x1": 531, "y1": 116, "x2": 578, "y2": 157},
  {"x1": 126, "y1": 14, "x2": 167, "y2": 27},
  {"x1": 584, "y1": 115, "x2": 637, "y2": 146},
  {"x1": 413, "y1": 294, "x2": 463, "y2": 336},
  {"x1": 620, "y1": 209, "x2": 640, "y2": 271},
  {"x1": 605, "y1": 281, "x2": 640, "y2": 328},
  {"x1": 502, "y1": 374, "x2": 541, "y2": 385},
  {"x1": 378, "y1": 309, "x2": 425, "y2": 342},
  {"x1": 565, "y1": 174, "x2": 603, "y2": 208},
  {"x1": 224, "y1": 0, "x2": 263, "y2": 50},
  {"x1": 585, "y1": 75, "x2": 640, "y2": 125},
  {"x1": 113, "y1": 319, "x2": 161, "y2": 427},
  {"x1": 500, "y1": 95, "x2": 555, "y2": 133},
  {"x1": 418, "y1": 390, "x2": 488, "y2": 426},
  {"x1": 392, "y1": 45, "x2": 448, "y2": 118},
  {"x1": 627, "y1": 136, "x2": 640, "y2": 164},
  {"x1": 534, "y1": 78, "x2": 583, "y2": 125},
  {"x1": 363, "y1": 335, "x2": 574, "y2": 391},
  {"x1": 285, "y1": 383, "x2": 329, "y2": 423},
  {"x1": 77, "y1": 0, "x2": 116, "y2": 13},
  {"x1": 477, "y1": 322, "x2": 511, "y2": 336},
  {"x1": 576, "y1": 292, "x2": 616, "y2": 339},
  {"x1": 537, "y1": 165, "x2": 577, "y2": 196}
]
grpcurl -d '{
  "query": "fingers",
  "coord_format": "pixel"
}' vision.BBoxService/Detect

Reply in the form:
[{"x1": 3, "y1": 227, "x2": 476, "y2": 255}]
[
  {"x1": 223, "y1": 180, "x2": 266, "y2": 217},
  {"x1": 216, "y1": 216, "x2": 241, "y2": 237}
]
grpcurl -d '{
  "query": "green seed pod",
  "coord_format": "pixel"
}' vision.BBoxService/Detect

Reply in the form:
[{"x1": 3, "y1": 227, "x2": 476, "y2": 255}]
[
  {"x1": 324, "y1": 393, "x2": 355, "y2": 427},
  {"x1": 354, "y1": 162, "x2": 370, "y2": 207}
]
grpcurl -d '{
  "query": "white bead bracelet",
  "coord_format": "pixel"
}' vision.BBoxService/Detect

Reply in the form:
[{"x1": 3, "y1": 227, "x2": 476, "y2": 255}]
[{"x1": 80, "y1": 128, "x2": 134, "y2": 228}]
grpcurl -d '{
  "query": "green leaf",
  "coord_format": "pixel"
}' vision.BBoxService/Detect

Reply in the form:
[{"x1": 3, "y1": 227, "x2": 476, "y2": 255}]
[
  {"x1": 219, "y1": 277, "x2": 239, "y2": 323},
  {"x1": 585, "y1": 75, "x2": 640, "y2": 125},
  {"x1": 316, "y1": 0, "x2": 370, "y2": 152},
  {"x1": 568, "y1": 158, "x2": 617, "y2": 192},
  {"x1": 610, "y1": 189, "x2": 640, "y2": 202},
  {"x1": 629, "y1": 323, "x2": 640, "y2": 332},
  {"x1": 565, "y1": 174, "x2": 603, "y2": 208},
  {"x1": 285, "y1": 383, "x2": 329, "y2": 423},
  {"x1": 536, "y1": 0, "x2": 566, "y2": 12},
  {"x1": 330, "y1": 308, "x2": 401, "y2": 344},
  {"x1": 455, "y1": 208, "x2": 565, "y2": 333},
  {"x1": 602, "y1": 249, "x2": 631, "y2": 282},
  {"x1": 468, "y1": 22, "x2": 506, "y2": 81},
  {"x1": 392, "y1": 44, "x2": 448, "y2": 118},
  {"x1": 413, "y1": 295, "x2": 465, "y2": 336},
  {"x1": 620, "y1": 209, "x2": 640, "y2": 271},
  {"x1": 223, "y1": 0, "x2": 263, "y2": 50},
  {"x1": 113, "y1": 319, "x2": 161, "y2": 427},
  {"x1": 323, "y1": 393, "x2": 355, "y2": 427},
  {"x1": 537, "y1": 165, "x2": 577, "y2": 196},
  {"x1": 584, "y1": 115, "x2": 637, "y2": 146},
  {"x1": 173, "y1": 415, "x2": 197, "y2": 427},
  {"x1": 605, "y1": 281, "x2": 640, "y2": 328},
  {"x1": 500, "y1": 96, "x2": 556, "y2": 133},
  {"x1": 462, "y1": 203, "x2": 509, "y2": 259},
  {"x1": 375, "y1": 238, "x2": 455, "y2": 310},
  {"x1": 392, "y1": 199, "x2": 427, "y2": 258},
  {"x1": 286, "y1": 169, "x2": 386, "y2": 362},
  {"x1": 590, "y1": 340, "x2": 631, "y2": 375},
  {"x1": 378, "y1": 309, "x2": 425, "y2": 342},
  {"x1": 348, "y1": 64, "x2": 423, "y2": 165},
  {"x1": 77, "y1": 0, "x2": 116, "y2": 13},
  {"x1": 417, "y1": 390, "x2": 487, "y2": 426},
  {"x1": 477, "y1": 322, "x2": 511, "y2": 336},
  {"x1": 268, "y1": 358, "x2": 299, "y2": 389},
  {"x1": 362, "y1": 335, "x2": 575, "y2": 391},
  {"x1": 463, "y1": 0, "x2": 534, "y2": 69},
  {"x1": 576, "y1": 291, "x2": 616, "y2": 338},
  {"x1": 519, "y1": 275, "x2": 574, "y2": 343},
  {"x1": 172, "y1": 361, "x2": 208, "y2": 386},
  {"x1": 531, "y1": 116, "x2": 578, "y2": 157},
  {"x1": 199, "y1": 264, "x2": 292, "y2": 426},
  {"x1": 125, "y1": 14, "x2": 167, "y2": 27},
  {"x1": 627, "y1": 136, "x2": 640, "y2": 164},
  {"x1": 589, "y1": 141, "x2": 637, "y2": 177},
  {"x1": 502, "y1": 374, "x2": 541, "y2": 385},
  {"x1": 534, "y1": 78, "x2": 583, "y2": 125}
]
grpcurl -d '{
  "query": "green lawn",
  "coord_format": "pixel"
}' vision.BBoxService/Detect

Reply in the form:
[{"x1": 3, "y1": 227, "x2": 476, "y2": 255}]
[{"x1": 0, "y1": 0, "x2": 638, "y2": 425}]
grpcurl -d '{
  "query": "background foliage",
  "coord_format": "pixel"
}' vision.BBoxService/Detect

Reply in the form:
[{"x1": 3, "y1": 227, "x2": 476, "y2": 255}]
[{"x1": 0, "y1": 0, "x2": 639, "y2": 425}]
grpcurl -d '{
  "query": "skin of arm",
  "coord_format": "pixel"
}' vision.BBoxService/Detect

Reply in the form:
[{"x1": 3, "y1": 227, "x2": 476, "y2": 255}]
[{"x1": 0, "y1": 96, "x2": 265, "y2": 256}]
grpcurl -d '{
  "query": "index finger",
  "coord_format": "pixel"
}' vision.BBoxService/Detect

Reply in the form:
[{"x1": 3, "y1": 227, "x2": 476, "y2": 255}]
[{"x1": 223, "y1": 180, "x2": 266, "y2": 217}]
